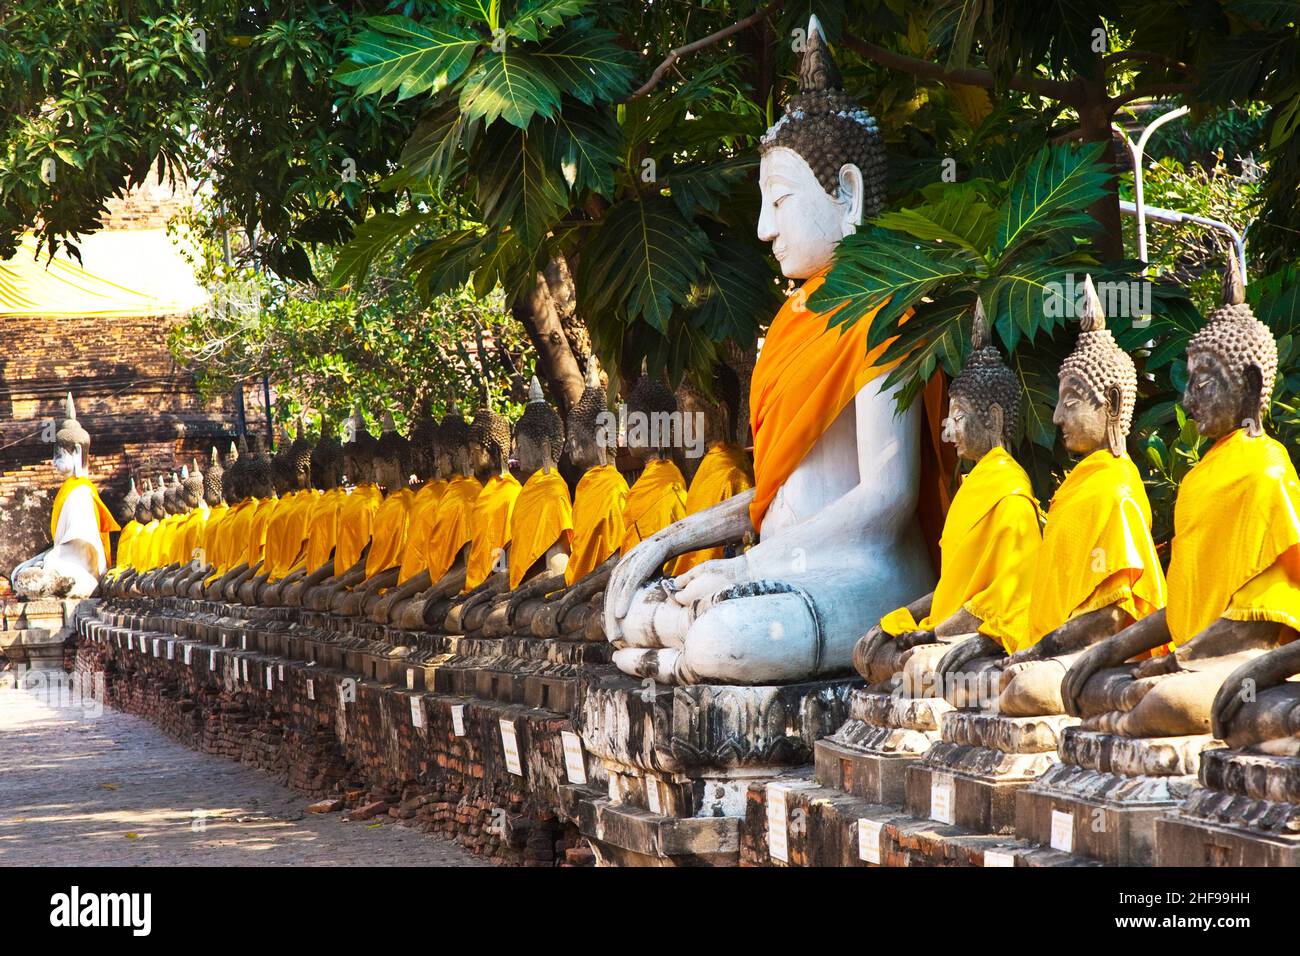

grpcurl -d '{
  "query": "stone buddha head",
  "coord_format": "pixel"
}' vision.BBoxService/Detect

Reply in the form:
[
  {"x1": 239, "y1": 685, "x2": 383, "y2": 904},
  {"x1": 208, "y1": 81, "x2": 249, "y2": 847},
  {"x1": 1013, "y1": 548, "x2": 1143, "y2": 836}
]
[
  {"x1": 53, "y1": 392, "x2": 91, "y2": 477},
  {"x1": 439, "y1": 406, "x2": 471, "y2": 479},
  {"x1": 625, "y1": 368, "x2": 678, "y2": 462},
  {"x1": 565, "y1": 356, "x2": 612, "y2": 470},
  {"x1": 202, "y1": 447, "x2": 225, "y2": 507},
  {"x1": 134, "y1": 478, "x2": 154, "y2": 524},
  {"x1": 469, "y1": 404, "x2": 511, "y2": 481},
  {"x1": 757, "y1": 15, "x2": 886, "y2": 279},
  {"x1": 116, "y1": 477, "x2": 140, "y2": 526},
  {"x1": 1184, "y1": 259, "x2": 1277, "y2": 441},
  {"x1": 945, "y1": 298, "x2": 1021, "y2": 461},
  {"x1": 245, "y1": 445, "x2": 275, "y2": 499},
  {"x1": 409, "y1": 409, "x2": 441, "y2": 481},
  {"x1": 163, "y1": 472, "x2": 181, "y2": 515},
  {"x1": 288, "y1": 422, "x2": 314, "y2": 490},
  {"x1": 223, "y1": 441, "x2": 245, "y2": 505},
  {"x1": 342, "y1": 408, "x2": 378, "y2": 486},
  {"x1": 310, "y1": 419, "x2": 344, "y2": 491},
  {"x1": 182, "y1": 460, "x2": 204, "y2": 510},
  {"x1": 515, "y1": 376, "x2": 564, "y2": 477},
  {"x1": 1054, "y1": 276, "x2": 1136, "y2": 457},
  {"x1": 271, "y1": 426, "x2": 296, "y2": 496},
  {"x1": 374, "y1": 412, "x2": 412, "y2": 491},
  {"x1": 150, "y1": 478, "x2": 169, "y2": 521}
]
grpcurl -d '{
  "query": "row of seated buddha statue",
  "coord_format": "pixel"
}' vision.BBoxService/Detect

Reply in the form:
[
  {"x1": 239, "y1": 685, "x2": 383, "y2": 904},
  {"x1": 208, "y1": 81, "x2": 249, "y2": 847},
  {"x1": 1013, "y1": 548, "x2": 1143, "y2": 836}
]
[
  {"x1": 836, "y1": 257, "x2": 1300, "y2": 818},
  {"x1": 100, "y1": 358, "x2": 757, "y2": 649}
]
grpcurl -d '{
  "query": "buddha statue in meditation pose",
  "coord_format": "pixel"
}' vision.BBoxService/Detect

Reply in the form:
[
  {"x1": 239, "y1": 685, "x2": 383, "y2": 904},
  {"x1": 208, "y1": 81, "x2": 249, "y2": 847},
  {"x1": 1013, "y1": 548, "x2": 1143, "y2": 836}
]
[
  {"x1": 522, "y1": 357, "x2": 629, "y2": 640},
  {"x1": 241, "y1": 424, "x2": 316, "y2": 604},
  {"x1": 937, "y1": 277, "x2": 1166, "y2": 716},
  {"x1": 459, "y1": 377, "x2": 573, "y2": 636},
  {"x1": 105, "y1": 477, "x2": 156, "y2": 597},
  {"x1": 13, "y1": 394, "x2": 119, "y2": 599},
  {"x1": 369, "y1": 409, "x2": 468, "y2": 625},
  {"x1": 105, "y1": 478, "x2": 142, "y2": 584},
  {"x1": 333, "y1": 414, "x2": 416, "y2": 616},
  {"x1": 441, "y1": 405, "x2": 522, "y2": 631},
  {"x1": 139, "y1": 470, "x2": 188, "y2": 597},
  {"x1": 159, "y1": 462, "x2": 208, "y2": 597},
  {"x1": 1063, "y1": 262, "x2": 1300, "y2": 738},
  {"x1": 176, "y1": 448, "x2": 228, "y2": 599},
  {"x1": 304, "y1": 410, "x2": 384, "y2": 611},
  {"x1": 265, "y1": 423, "x2": 346, "y2": 606},
  {"x1": 853, "y1": 299, "x2": 1042, "y2": 697},
  {"x1": 214, "y1": 443, "x2": 278, "y2": 601},
  {"x1": 603, "y1": 17, "x2": 932, "y2": 685}
]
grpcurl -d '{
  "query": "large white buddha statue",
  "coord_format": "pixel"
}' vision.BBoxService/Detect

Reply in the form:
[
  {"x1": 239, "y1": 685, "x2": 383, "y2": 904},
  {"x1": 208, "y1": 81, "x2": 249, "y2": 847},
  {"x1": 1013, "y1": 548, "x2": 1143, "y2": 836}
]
[
  {"x1": 11, "y1": 394, "x2": 118, "y2": 599},
  {"x1": 603, "y1": 17, "x2": 933, "y2": 685}
]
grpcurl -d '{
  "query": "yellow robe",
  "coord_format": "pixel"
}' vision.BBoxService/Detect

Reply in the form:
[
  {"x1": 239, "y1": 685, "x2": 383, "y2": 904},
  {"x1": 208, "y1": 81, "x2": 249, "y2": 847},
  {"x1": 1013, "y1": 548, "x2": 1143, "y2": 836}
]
[
  {"x1": 335, "y1": 483, "x2": 383, "y2": 572},
  {"x1": 1167, "y1": 429, "x2": 1300, "y2": 645},
  {"x1": 264, "y1": 489, "x2": 318, "y2": 580},
  {"x1": 879, "y1": 447, "x2": 1044, "y2": 653},
  {"x1": 364, "y1": 487, "x2": 416, "y2": 580},
  {"x1": 304, "y1": 488, "x2": 347, "y2": 574},
  {"x1": 565, "y1": 464, "x2": 629, "y2": 586},
  {"x1": 424, "y1": 476, "x2": 482, "y2": 583},
  {"x1": 243, "y1": 496, "x2": 277, "y2": 568},
  {"x1": 670, "y1": 442, "x2": 755, "y2": 576},
  {"x1": 508, "y1": 469, "x2": 574, "y2": 589},
  {"x1": 177, "y1": 508, "x2": 210, "y2": 569},
  {"x1": 620, "y1": 458, "x2": 687, "y2": 554},
  {"x1": 113, "y1": 520, "x2": 143, "y2": 572},
  {"x1": 206, "y1": 499, "x2": 257, "y2": 581},
  {"x1": 397, "y1": 480, "x2": 448, "y2": 584},
  {"x1": 50, "y1": 476, "x2": 118, "y2": 565},
  {"x1": 464, "y1": 473, "x2": 523, "y2": 590},
  {"x1": 1027, "y1": 451, "x2": 1166, "y2": 646},
  {"x1": 198, "y1": 503, "x2": 230, "y2": 568}
]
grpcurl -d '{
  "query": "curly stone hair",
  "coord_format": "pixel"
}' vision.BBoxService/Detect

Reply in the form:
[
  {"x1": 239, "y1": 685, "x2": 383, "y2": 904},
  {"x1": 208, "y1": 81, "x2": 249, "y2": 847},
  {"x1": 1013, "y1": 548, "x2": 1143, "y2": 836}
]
[
  {"x1": 245, "y1": 450, "x2": 275, "y2": 498},
  {"x1": 759, "y1": 19, "x2": 887, "y2": 216},
  {"x1": 1188, "y1": 261, "x2": 1277, "y2": 422},
  {"x1": 567, "y1": 383, "x2": 608, "y2": 446},
  {"x1": 310, "y1": 425, "x2": 344, "y2": 490},
  {"x1": 627, "y1": 373, "x2": 677, "y2": 417},
  {"x1": 376, "y1": 428, "x2": 412, "y2": 475},
  {"x1": 182, "y1": 462, "x2": 204, "y2": 507},
  {"x1": 55, "y1": 393, "x2": 91, "y2": 458},
  {"x1": 950, "y1": 301, "x2": 1021, "y2": 449},
  {"x1": 203, "y1": 448, "x2": 224, "y2": 505},
  {"x1": 409, "y1": 414, "x2": 441, "y2": 476},
  {"x1": 1059, "y1": 277, "x2": 1137, "y2": 441},
  {"x1": 516, "y1": 398, "x2": 565, "y2": 455},
  {"x1": 469, "y1": 406, "x2": 511, "y2": 468}
]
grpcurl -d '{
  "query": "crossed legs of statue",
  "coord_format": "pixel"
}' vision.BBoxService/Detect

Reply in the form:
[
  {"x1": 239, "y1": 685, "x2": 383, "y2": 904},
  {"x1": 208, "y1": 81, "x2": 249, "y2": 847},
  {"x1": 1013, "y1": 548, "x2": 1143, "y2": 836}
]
[{"x1": 612, "y1": 537, "x2": 930, "y2": 685}]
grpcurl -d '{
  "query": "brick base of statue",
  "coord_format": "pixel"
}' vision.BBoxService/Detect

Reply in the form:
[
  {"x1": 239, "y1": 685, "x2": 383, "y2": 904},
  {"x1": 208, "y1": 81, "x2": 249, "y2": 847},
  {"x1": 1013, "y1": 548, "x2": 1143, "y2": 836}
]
[{"x1": 1153, "y1": 748, "x2": 1300, "y2": 865}]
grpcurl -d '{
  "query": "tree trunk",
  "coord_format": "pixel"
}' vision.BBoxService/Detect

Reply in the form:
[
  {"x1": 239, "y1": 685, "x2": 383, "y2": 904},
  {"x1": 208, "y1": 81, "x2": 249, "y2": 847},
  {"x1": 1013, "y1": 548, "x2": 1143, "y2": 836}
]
[
  {"x1": 511, "y1": 257, "x2": 585, "y2": 416},
  {"x1": 1077, "y1": 78, "x2": 1124, "y2": 262}
]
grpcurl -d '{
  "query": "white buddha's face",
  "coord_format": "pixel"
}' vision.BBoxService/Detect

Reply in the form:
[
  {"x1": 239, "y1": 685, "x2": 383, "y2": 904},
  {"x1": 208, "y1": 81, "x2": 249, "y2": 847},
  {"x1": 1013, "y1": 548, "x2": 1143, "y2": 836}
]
[
  {"x1": 53, "y1": 445, "x2": 81, "y2": 477},
  {"x1": 757, "y1": 147, "x2": 863, "y2": 279}
]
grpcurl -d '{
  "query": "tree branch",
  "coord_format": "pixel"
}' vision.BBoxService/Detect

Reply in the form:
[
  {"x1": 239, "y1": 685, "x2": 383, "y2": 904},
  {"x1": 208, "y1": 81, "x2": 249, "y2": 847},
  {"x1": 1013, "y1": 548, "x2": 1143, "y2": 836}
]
[
  {"x1": 628, "y1": 0, "x2": 785, "y2": 99},
  {"x1": 1109, "y1": 83, "x2": 1195, "y2": 109},
  {"x1": 1103, "y1": 50, "x2": 1189, "y2": 71},
  {"x1": 840, "y1": 30, "x2": 1084, "y2": 106}
]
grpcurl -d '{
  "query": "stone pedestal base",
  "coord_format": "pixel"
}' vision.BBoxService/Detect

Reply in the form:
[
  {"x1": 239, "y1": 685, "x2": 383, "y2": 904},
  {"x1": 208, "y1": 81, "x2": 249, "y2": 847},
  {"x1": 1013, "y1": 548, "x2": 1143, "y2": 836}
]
[
  {"x1": 904, "y1": 711, "x2": 1076, "y2": 835},
  {"x1": 1154, "y1": 749, "x2": 1300, "y2": 866},
  {"x1": 571, "y1": 672, "x2": 857, "y2": 865},
  {"x1": 1012, "y1": 727, "x2": 1220, "y2": 865},
  {"x1": 1, "y1": 597, "x2": 93, "y2": 670},
  {"x1": 812, "y1": 689, "x2": 948, "y2": 804}
]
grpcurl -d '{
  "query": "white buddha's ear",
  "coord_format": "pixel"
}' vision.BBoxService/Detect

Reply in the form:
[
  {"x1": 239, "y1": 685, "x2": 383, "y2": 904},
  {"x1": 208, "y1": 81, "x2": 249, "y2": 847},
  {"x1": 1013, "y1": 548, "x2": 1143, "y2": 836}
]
[{"x1": 836, "y1": 163, "x2": 864, "y2": 235}]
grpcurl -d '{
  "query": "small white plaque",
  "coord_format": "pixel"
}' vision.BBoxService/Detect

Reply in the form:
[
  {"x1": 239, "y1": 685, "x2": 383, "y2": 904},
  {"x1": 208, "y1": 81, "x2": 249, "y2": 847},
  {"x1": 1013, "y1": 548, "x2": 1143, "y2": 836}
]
[
  {"x1": 265, "y1": 667, "x2": 274, "y2": 691},
  {"x1": 930, "y1": 773, "x2": 955, "y2": 825},
  {"x1": 278, "y1": 664, "x2": 284, "y2": 681},
  {"x1": 766, "y1": 784, "x2": 790, "y2": 863},
  {"x1": 984, "y1": 849, "x2": 1016, "y2": 867},
  {"x1": 857, "y1": 818, "x2": 882, "y2": 864},
  {"x1": 209, "y1": 649, "x2": 216, "y2": 670},
  {"x1": 307, "y1": 679, "x2": 315, "y2": 701},
  {"x1": 183, "y1": 645, "x2": 193, "y2": 666},
  {"x1": 166, "y1": 640, "x2": 174, "y2": 661},
  {"x1": 126, "y1": 634, "x2": 133, "y2": 651},
  {"x1": 561, "y1": 731, "x2": 587, "y2": 785},
  {"x1": 241, "y1": 659, "x2": 249, "y2": 682},
  {"x1": 645, "y1": 777, "x2": 662, "y2": 815},
  {"x1": 410, "y1": 696, "x2": 424, "y2": 729},
  {"x1": 406, "y1": 668, "x2": 415, "y2": 690},
  {"x1": 240, "y1": 634, "x2": 247, "y2": 650},
  {"x1": 451, "y1": 705, "x2": 466, "y2": 737},
  {"x1": 1050, "y1": 809, "x2": 1074, "y2": 853},
  {"x1": 152, "y1": 638, "x2": 161, "y2": 657},
  {"x1": 499, "y1": 719, "x2": 523, "y2": 776}
]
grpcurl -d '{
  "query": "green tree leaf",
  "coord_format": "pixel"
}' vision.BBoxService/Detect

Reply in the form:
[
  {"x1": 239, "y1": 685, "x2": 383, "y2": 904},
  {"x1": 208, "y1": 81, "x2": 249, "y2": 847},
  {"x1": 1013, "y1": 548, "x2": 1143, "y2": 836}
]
[
  {"x1": 507, "y1": 0, "x2": 592, "y2": 41},
  {"x1": 329, "y1": 209, "x2": 429, "y2": 288},
  {"x1": 533, "y1": 27, "x2": 637, "y2": 106},
  {"x1": 336, "y1": 16, "x2": 478, "y2": 102},
  {"x1": 473, "y1": 121, "x2": 570, "y2": 247},
  {"x1": 459, "y1": 48, "x2": 562, "y2": 128},
  {"x1": 995, "y1": 141, "x2": 1110, "y2": 256}
]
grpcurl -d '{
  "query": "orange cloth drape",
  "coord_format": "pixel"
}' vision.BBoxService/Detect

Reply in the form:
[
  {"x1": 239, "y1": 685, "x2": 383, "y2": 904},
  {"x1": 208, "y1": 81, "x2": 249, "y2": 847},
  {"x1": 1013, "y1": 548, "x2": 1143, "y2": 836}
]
[
  {"x1": 565, "y1": 464, "x2": 629, "y2": 586},
  {"x1": 364, "y1": 487, "x2": 415, "y2": 580},
  {"x1": 423, "y1": 475, "x2": 483, "y2": 583},
  {"x1": 464, "y1": 473, "x2": 522, "y2": 590},
  {"x1": 750, "y1": 273, "x2": 900, "y2": 532},
  {"x1": 50, "y1": 476, "x2": 119, "y2": 564},
  {"x1": 670, "y1": 443, "x2": 754, "y2": 575},
  {"x1": 398, "y1": 479, "x2": 448, "y2": 584},
  {"x1": 620, "y1": 458, "x2": 687, "y2": 553},
  {"x1": 508, "y1": 469, "x2": 574, "y2": 589}
]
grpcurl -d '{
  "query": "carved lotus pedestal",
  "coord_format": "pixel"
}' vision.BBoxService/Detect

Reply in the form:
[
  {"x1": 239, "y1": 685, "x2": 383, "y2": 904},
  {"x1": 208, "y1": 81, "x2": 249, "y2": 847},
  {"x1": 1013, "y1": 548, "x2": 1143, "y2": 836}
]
[
  {"x1": 906, "y1": 710, "x2": 1078, "y2": 836},
  {"x1": 1154, "y1": 749, "x2": 1300, "y2": 865},
  {"x1": 813, "y1": 688, "x2": 951, "y2": 804},
  {"x1": 564, "y1": 671, "x2": 856, "y2": 866},
  {"x1": 1013, "y1": 727, "x2": 1221, "y2": 865}
]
